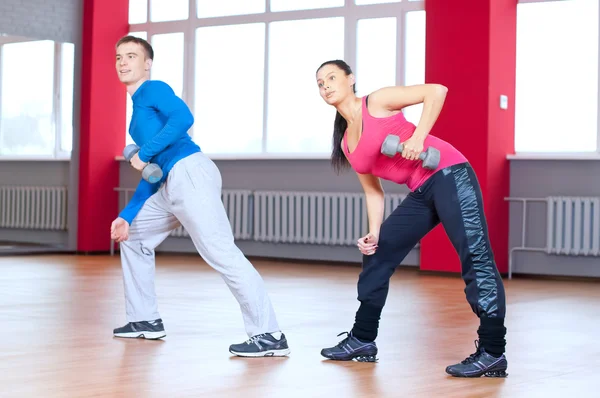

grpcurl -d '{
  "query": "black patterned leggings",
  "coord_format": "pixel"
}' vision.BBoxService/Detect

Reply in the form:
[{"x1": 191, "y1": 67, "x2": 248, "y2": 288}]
[{"x1": 351, "y1": 162, "x2": 507, "y2": 354}]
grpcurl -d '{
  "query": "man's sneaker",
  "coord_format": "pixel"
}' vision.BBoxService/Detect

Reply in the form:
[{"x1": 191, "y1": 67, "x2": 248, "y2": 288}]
[
  {"x1": 229, "y1": 332, "x2": 290, "y2": 357},
  {"x1": 113, "y1": 319, "x2": 166, "y2": 340},
  {"x1": 446, "y1": 340, "x2": 508, "y2": 378},
  {"x1": 320, "y1": 332, "x2": 378, "y2": 362}
]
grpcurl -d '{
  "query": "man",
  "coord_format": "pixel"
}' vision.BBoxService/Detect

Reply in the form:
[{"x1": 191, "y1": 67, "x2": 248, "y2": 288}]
[{"x1": 111, "y1": 35, "x2": 290, "y2": 358}]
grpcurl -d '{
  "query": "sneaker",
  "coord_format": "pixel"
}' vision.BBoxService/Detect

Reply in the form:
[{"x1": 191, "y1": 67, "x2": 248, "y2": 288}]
[
  {"x1": 113, "y1": 318, "x2": 166, "y2": 340},
  {"x1": 446, "y1": 340, "x2": 508, "y2": 378},
  {"x1": 320, "y1": 332, "x2": 378, "y2": 362},
  {"x1": 229, "y1": 332, "x2": 290, "y2": 357}
]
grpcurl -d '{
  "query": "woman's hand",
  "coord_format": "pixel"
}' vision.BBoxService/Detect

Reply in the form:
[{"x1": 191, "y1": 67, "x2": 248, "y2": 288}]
[
  {"x1": 401, "y1": 135, "x2": 424, "y2": 161},
  {"x1": 357, "y1": 232, "x2": 379, "y2": 255}
]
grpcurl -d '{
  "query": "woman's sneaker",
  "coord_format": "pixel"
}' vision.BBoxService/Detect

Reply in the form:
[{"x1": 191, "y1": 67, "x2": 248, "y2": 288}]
[
  {"x1": 113, "y1": 319, "x2": 166, "y2": 340},
  {"x1": 445, "y1": 340, "x2": 508, "y2": 378},
  {"x1": 229, "y1": 332, "x2": 290, "y2": 357},
  {"x1": 320, "y1": 332, "x2": 378, "y2": 362}
]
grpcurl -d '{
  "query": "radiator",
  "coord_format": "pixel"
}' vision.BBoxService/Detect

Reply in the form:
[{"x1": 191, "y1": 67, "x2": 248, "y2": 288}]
[
  {"x1": 170, "y1": 190, "x2": 253, "y2": 240},
  {"x1": 252, "y1": 191, "x2": 407, "y2": 246},
  {"x1": 546, "y1": 196, "x2": 600, "y2": 256},
  {"x1": 0, "y1": 185, "x2": 68, "y2": 230}
]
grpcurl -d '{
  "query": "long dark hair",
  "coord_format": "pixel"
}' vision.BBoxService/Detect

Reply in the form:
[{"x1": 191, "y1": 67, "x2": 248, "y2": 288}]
[{"x1": 316, "y1": 60, "x2": 356, "y2": 174}]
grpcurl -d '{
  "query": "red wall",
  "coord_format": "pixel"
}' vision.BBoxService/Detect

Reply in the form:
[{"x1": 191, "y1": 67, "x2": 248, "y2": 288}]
[
  {"x1": 420, "y1": 0, "x2": 516, "y2": 274},
  {"x1": 77, "y1": 0, "x2": 129, "y2": 252}
]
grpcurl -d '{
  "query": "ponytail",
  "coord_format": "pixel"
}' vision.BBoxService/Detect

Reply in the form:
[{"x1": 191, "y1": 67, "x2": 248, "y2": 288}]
[{"x1": 331, "y1": 111, "x2": 351, "y2": 174}]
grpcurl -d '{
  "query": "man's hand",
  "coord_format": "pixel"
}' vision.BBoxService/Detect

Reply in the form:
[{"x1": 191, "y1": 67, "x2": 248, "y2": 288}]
[
  {"x1": 111, "y1": 217, "x2": 130, "y2": 243},
  {"x1": 130, "y1": 152, "x2": 147, "y2": 171}
]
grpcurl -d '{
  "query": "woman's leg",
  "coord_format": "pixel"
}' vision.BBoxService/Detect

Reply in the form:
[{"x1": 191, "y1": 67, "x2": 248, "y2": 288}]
[
  {"x1": 321, "y1": 190, "x2": 439, "y2": 361},
  {"x1": 431, "y1": 162, "x2": 508, "y2": 377}
]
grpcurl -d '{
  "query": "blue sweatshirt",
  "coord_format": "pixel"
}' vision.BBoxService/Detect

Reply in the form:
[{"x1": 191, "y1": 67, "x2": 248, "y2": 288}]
[{"x1": 119, "y1": 79, "x2": 201, "y2": 224}]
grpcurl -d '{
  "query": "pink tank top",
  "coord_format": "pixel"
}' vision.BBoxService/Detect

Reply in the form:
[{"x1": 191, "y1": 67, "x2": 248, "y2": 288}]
[{"x1": 342, "y1": 96, "x2": 468, "y2": 191}]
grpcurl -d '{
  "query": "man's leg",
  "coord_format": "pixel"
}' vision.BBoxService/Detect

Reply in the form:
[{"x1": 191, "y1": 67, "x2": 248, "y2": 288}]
[
  {"x1": 321, "y1": 189, "x2": 439, "y2": 361},
  {"x1": 168, "y1": 153, "x2": 287, "y2": 356},
  {"x1": 114, "y1": 187, "x2": 180, "y2": 340},
  {"x1": 432, "y1": 163, "x2": 508, "y2": 377}
]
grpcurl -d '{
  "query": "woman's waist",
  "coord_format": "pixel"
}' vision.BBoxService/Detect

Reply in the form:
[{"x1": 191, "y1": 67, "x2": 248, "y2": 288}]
[{"x1": 370, "y1": 155, "x2": 469, "y2": 190}]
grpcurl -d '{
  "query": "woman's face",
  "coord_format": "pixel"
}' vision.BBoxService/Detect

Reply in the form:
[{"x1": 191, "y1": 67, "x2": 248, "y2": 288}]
[{"x1": 316, "y1": 64, "x2": 354, "y2": 106}]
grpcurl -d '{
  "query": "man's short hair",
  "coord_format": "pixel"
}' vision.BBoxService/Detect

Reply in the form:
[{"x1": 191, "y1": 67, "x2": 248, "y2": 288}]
[{"x1": 116, "y1": 35, "x2": 154, "y2": 60}]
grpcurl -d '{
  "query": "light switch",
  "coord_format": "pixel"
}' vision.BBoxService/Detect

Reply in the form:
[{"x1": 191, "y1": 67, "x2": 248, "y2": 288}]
[{"x1": 500, "y1": 95, "x2": 508, "y2": 110}]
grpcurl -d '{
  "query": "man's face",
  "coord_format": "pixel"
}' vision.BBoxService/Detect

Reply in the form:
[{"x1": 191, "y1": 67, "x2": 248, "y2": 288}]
[{"x1": 115, "y1": 42, "x2": 151, "y2": 85}]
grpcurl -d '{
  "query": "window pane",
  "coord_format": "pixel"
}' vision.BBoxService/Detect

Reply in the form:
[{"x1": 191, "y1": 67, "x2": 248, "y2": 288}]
[
  {"x1": 356, "y1": 17, "x2": 397, "y2": 97},
  {"x1": 0, "y1": 41, "x2": 55, "y2": 155},
  {"x1": 270, "y1": 0, "x2": 344, "y2": 12},
  {"x1": 403, "y1": 10, "x2": 426, "y2": 125},
  {"x1": 129, "y1": 0, "x2": 147, "y2": 24},
  {"x1": 515, "y1": 0, "x2": 598, "y2": 152},
  {"x1": 355, "y1": 0, "x2": 400, "y2": 5},
  {"x1": 267, "y1": 17, "x2": 345, "y2": 154},
  {"x1": 194, "y1": 24, "x2": 266, "y2": 154},
  {"x1": 197, "y1": 0, "x2": 264, "y2": 18},
  {"x1": 150, "y1": 33, "x2": 185, "y2": 98},
  {"x1": 150, "y1": 0, "x2": 188, "y2": 22},
  {"x1": 60, "y1": 43, "x2": 75, "y2": 153},
  {"x1": 125, "y1": 32, "x2": 147, "y2": 146}
]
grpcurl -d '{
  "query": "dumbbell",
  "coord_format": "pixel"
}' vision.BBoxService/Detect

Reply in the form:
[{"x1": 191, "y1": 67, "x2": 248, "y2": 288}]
[
  {"x1": 123, "y1": 144, "x2": 163, "y2": 184},
  {"x1": 380, "y1": 135, "x2": 440, "y2": 170}
]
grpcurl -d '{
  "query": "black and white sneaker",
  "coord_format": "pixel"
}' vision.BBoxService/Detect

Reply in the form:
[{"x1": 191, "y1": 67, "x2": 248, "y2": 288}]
[
  {"x1": 320, "y1": 331, "x2": 378, "y2": 362},
  {"x1": 229, "y1": 332, "x2": 290, "y2": 357},
  {"x1": 113, "y1": 318, "x2": 166, "y2": 340},
  {"x1": 445, "y1": 340, "x2": 508, "y2": 378}
]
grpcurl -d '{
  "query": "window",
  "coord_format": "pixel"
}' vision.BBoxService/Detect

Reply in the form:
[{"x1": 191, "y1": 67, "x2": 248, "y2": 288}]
[
  {"x1": 0, "y1": 39, "x2": 74, "y2": 158},
  {"x1": 60, "y1": 43, "x2": 75, "y2": 153},
  {"x1": 403, "y1": 10, "x2": 426, "y2": 125},
  {"x1": 356, "y1": 17, "x2": 397, "y2": 97},
  {"x1": 355, "y1": 0, "x2": 400, "y2": 5},
  {"x1": 266, "y1": 17, "x2": 344, "y2": 153},
  {"x1": 197, "y1": 0, "x2": 264, "y2": 18},
  {"x1": 129, "y1": 0, "x2": 147, "y2": 24},
  {"x1": 194, "y1": 23, "x2": 266, "y2": 153},
  {"x1": 515, "y1": 0, "x2": 599, "y2": 153},
  {"x1": 270, "y1": 0, "x2": 344, "y2": 12},
  {"x1": 151, "y1": 33, "x2": 185, "y2": 98},
  {"x1": 150, "y1": 0, "x2": 188, "y2": 22},
  {"x1": 128, "y1": 0, "x2": 426, "y2": 158}
]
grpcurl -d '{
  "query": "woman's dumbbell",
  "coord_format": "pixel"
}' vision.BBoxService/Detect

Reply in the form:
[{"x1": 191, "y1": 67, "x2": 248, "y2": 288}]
[
  {"x1": 380, "y1": 135, "x2": 441, "y2": 170},
  {"x1": 123, "y1": 144, "x2": 164, "y2": 183}
]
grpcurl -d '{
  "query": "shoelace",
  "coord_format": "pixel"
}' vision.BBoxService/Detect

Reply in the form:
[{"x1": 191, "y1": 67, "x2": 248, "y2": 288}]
[
  {"x1": 245, "y1": 333, "x2": 267, "y2": 345},
  {"x1": 461, "y1": 340, "x2": 482, "y2": 364},
  {"x1": 335, "y1": 331, "x2": 352, "y2": 348}
]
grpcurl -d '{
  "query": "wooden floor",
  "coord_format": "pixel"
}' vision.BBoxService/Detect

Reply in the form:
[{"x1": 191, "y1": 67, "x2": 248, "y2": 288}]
[{"x1": 1, "y1": 254, "x2": 598, "y2": 397}]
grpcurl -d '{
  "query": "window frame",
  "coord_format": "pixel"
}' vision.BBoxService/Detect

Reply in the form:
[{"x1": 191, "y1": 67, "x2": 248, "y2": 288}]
[
  {"x1": 0, "y1": 36, "x2": 73, "y2": 161},
  {"x1": 128, "y1": 0, "x2": 425, "y2": 160},
  {"x1": 510, "y1": 0, "x2": 600, "y2": 160}
]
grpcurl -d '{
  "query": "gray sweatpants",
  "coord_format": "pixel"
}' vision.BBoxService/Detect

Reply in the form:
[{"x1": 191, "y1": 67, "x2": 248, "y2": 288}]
[{"x1": 119, "y1": 152, "x2": 281, "y2": 337}]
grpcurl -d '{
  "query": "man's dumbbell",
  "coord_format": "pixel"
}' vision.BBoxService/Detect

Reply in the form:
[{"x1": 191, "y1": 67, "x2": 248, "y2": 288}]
[
  {"x1": 123, "y1": 144, "x2": 163, "y2": 184},
  {"x1": 380, "y1": 135, "x2": 441, "y2": 170}
]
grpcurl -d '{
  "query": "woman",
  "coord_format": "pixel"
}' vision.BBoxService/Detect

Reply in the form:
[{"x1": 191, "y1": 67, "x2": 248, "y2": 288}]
[{"x1": 315, "y1": 60, "x2": 507, "y2": 378}]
